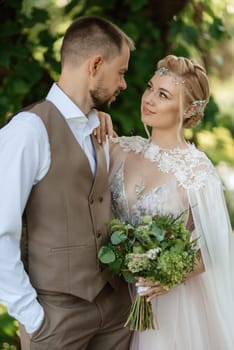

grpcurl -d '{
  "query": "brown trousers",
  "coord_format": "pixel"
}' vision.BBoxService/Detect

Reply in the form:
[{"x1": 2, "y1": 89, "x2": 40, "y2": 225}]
[{"x1": 19, "y1": 282, "x2": 132, "y2": 350}]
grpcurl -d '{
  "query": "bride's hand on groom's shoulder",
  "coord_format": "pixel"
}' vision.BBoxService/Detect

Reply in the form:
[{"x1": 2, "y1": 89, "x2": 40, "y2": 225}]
[{"x1": 94, "y1": 110, "x2": 118, "y2": 144}]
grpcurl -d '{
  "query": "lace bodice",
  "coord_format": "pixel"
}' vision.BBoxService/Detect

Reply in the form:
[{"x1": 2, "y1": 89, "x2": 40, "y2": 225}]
[{"x1": 109, "y1": 136, "x2": 218, "y2": 225}]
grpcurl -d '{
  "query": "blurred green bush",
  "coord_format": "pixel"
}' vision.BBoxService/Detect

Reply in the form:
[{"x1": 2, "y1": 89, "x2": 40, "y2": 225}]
[{"x1": 0, "y1": 304, "x2": 20, "y2": 350}]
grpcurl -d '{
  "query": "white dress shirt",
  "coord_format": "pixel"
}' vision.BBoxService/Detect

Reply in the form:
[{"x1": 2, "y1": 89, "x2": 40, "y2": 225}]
[{"x1": 0, "y1": 83, "x2": 109, "y2": 333}]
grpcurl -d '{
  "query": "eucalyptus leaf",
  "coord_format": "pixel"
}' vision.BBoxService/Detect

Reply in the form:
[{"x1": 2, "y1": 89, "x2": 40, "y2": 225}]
[
  {"x1": 152, "y1": 224, "x2": 166, "y2": 241},
  {"x1": 98, "y1": 246, "x2": 115, "y2": 264},
  {"x1": 111, "y1": 231, "x2": 127, "y2": 245}
]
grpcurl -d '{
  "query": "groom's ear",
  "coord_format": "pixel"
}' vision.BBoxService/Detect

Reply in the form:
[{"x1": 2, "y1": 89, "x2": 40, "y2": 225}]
[{"x1": 88, "y1": 55, "x2": 104, "y2": 77}]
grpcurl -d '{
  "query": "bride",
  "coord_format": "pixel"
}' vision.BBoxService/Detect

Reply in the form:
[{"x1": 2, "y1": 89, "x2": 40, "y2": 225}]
[{"x1": 98, "y1": 54, "x2": 234, "y2": 349}]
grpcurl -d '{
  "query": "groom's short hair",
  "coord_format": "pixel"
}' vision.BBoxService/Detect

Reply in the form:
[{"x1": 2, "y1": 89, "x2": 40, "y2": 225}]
[{"x1": 61, "y1": 15, "x2": 135, "y2": 67}]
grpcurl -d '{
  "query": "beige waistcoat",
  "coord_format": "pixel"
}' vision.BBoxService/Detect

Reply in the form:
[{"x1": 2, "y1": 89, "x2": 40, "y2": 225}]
[{"x1": 21, "y1": 100, "x2": 118, "y2": 302}]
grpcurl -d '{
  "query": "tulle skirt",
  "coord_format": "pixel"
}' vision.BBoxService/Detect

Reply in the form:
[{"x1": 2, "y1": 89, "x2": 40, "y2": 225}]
[{"x1": 130, "y1": 274, "x2": 233, "y2": 350}]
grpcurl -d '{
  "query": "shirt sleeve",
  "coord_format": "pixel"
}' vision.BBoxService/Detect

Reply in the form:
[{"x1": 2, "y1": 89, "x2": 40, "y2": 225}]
[{"x1": 0, "y1": 112, "x2": 50, "y2": 333}]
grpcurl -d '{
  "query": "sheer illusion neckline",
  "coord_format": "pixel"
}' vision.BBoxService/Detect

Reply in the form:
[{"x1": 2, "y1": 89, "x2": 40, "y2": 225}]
[
  {"x1": 143, "y1": 140, "x2": 192, "y2": 162},
  {"x1": 148, "y1": 140, "x2": 191, "y2": 152},
  {"x1": 111, "y1": 136, "x2": 193, "y2": 163},
  {"x1": 110, "y1": 136, "x2": 216, "y2": 190}
]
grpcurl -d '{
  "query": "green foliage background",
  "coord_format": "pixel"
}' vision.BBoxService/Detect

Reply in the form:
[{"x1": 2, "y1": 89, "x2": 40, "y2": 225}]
[
  {"x1": 0, "y1": 304, "x2": 19, "y2": 350},
  {"x1": 1, "y1": 0, "x2": 234, "y2": 162},
  {"x1": 0, "y1": 0, "x2": 233, "y2": 348}
]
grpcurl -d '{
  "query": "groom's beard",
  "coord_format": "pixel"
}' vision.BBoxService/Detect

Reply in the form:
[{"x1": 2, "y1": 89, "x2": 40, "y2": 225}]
[{"x1": 90, "y1": 85, "x2": 120, "y2": 112}]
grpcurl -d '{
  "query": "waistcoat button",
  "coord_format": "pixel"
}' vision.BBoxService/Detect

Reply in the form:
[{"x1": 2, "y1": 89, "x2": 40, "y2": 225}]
[
  {"x1": 99, "y1": 196, "x2": 103, "y2": 202},
  {"x1": 96, "y1": 231, "x2": 101, "y2": 238}
]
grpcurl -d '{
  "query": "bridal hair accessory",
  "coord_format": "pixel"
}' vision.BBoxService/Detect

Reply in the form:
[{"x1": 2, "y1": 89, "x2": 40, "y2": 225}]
[
  {"x1": 158, "y1": 67, "x2": 185, "y2": 85},
  {"x1": 159, "y1": 67, "x2": 169, "y2": 76},
  {"x1": 191, "y1": 100, "x2": 206, "y2": 116},
  {"x1": 173, "y1": 76, "x2": 185, "y2": 85}
]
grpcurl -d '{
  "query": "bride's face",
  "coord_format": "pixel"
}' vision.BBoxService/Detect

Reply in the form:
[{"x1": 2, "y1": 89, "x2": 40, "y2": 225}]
[{"x1": 141, "y1": 72, "x2": 184, "y2": 131}]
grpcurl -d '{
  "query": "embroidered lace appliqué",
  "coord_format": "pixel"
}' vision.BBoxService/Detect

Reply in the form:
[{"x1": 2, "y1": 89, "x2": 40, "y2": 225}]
[
  {"x1": 131, "y1": 183, "x2": 182, "y2": 225},
  {"x1": 111, "y1": 136, "x2": 219, "y2": 190},
  {"x1": 110, "y1": 162, "x2": 129, "y2": 223}
]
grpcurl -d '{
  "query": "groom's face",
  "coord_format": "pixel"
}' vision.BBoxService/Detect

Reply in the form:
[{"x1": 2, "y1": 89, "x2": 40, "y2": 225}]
[{"x1": 89, "y1": 42, "x2": 130, "y2": 111}]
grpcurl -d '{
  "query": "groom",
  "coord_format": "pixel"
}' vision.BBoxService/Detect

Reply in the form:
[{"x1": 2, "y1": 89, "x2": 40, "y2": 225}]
[{"x1": 0, "y1": 16, "x2": 134, "y2": 349}]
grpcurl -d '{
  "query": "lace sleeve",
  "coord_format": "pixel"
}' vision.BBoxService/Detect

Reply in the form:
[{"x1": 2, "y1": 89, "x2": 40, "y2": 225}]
[
  {"x1": 110, "y1": 135, "x2": 148, "y2": 153},
  {"x1": 109, "y1": 138, "x2": 125, "y2": 186},
  {"x1": 109, "y1": 136, "x2": 148, "y2": 185},
  {"x1": 174, "y1": 147, "x2": 220, "y2": 190}
]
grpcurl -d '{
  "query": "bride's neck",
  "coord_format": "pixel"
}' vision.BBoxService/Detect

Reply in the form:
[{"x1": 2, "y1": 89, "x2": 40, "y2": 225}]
[{"x1": 150, "y1": 128, "x2": 187, "y2": 149}]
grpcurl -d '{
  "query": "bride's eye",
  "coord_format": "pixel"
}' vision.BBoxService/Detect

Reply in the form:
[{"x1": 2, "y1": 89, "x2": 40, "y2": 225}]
[
  {"x1": 159, "y1": 91, "x2": 167, "y2": 99},
  {"x1": 146, "y1": 82, "x2": 153, "y2": 90}
]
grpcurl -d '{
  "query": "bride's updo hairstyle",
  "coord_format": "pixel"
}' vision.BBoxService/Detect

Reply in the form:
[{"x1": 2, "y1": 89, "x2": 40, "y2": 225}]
[{"x1": 157, "y1": 55, "x2": 210, "y2": 128}]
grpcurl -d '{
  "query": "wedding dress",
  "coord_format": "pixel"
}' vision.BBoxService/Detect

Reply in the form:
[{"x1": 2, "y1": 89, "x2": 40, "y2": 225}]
[{"x1": 109, "y1": 136, "x2": 234, "y2": 350}]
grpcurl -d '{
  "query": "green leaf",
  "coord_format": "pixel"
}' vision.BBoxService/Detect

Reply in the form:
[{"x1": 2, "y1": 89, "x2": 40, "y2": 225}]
[
  {"x1": 141, "y1": 215, "x2": 153, "y2": 224},
  {"x1": 110, "y1": 231, "x2": 127, "y2": 245},
  {"x1": 0, "y1": 51, "x2": 10, "y2": 68},
  {"x1": 170, "y1": 240, "x2": 185, "y2": 254},
  {"x1": 110, "y1": 218, "x2": 122, "y2": 226},
  {"x1": 122, "y1": 271, "x2": 136, "y2": 283},
  {"x1": 98, "y1": 246, "x2": 115, "y2": 263},
  {"x1": 31, "y1": 8, "x2": 50, "y2": 22},
  {"x1": 109, "y1": 258, "x2": 123, "y2": 273},
  {"x1": 181, "y1": 25, "x2": 199, "y2": 44},
  {"x1": 125, "y1": 0, "x2": 148, "y2": 11},
  {"x1": 133, "y1": 243, "x2": 145, "y2": 254},
  {"x1": 151, "y1": 224, "x2": 165, "y2": 241}
]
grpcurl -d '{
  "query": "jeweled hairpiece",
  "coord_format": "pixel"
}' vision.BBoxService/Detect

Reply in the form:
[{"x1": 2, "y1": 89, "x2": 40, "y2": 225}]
[
  {"x1": 158, "y1": 67, "x2": 185, "y2": 85},
  {"x1": 191, "y1": 100, "x2": 206, "y2": 116},
  {"x1": 173, "y1": 77, "x2": 185, "y2": 85},
  {"x1": 159, "y1": 67, "x2": 169, "y2": 76}
]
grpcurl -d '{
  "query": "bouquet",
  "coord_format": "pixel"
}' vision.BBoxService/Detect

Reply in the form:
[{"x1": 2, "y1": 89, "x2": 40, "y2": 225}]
[{"x1": 98, "y1": 214, "x2": 198, "y2": 331}]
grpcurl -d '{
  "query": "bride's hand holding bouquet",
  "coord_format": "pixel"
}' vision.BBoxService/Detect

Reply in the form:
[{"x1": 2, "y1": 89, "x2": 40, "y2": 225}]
[{"x1": 98, "y1": 214, "x2": 198, "y2": 331}]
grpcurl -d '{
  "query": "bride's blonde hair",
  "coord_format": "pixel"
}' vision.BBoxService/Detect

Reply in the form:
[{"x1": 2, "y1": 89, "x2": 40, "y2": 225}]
[{"x1": 157, "y1": 55, "x2": 210, "y2": 128}]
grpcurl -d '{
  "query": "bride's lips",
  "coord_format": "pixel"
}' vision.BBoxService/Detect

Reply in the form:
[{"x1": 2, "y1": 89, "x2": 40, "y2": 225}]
[{"x1": 142, "y1": 105, "x2": 154, "y2": 115}]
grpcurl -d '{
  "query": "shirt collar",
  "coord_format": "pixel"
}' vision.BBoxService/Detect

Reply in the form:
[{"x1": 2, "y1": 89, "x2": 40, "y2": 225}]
[
  {"x1": 46, "y1": 83, "x2": 100, "y2": 133},
  {"x1": 46, "y1": 83, "x2": 100, "y2": 134},
  {"x1": 84, "y1": 110, "x2": 100, "y2": 135},
  {"x1": 46, "y1": 83, "x2": 85, "y2": 119}
]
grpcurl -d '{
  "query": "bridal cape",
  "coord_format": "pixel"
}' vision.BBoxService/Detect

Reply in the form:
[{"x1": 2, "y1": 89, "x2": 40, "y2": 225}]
[{"x1": 109, "y1": 136, "x2": 234, "y2": 350}]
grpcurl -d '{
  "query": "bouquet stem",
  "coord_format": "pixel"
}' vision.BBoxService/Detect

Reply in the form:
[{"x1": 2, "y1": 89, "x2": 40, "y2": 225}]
[{"x1": 124, "y1": 293, "x2": 156, "y2": 331}]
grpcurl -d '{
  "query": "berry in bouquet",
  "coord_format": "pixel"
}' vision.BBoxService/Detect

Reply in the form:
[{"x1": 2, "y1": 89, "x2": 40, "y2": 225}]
[{"x1": 98, "y1": 214, "x2": 198, "y2": 331}]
